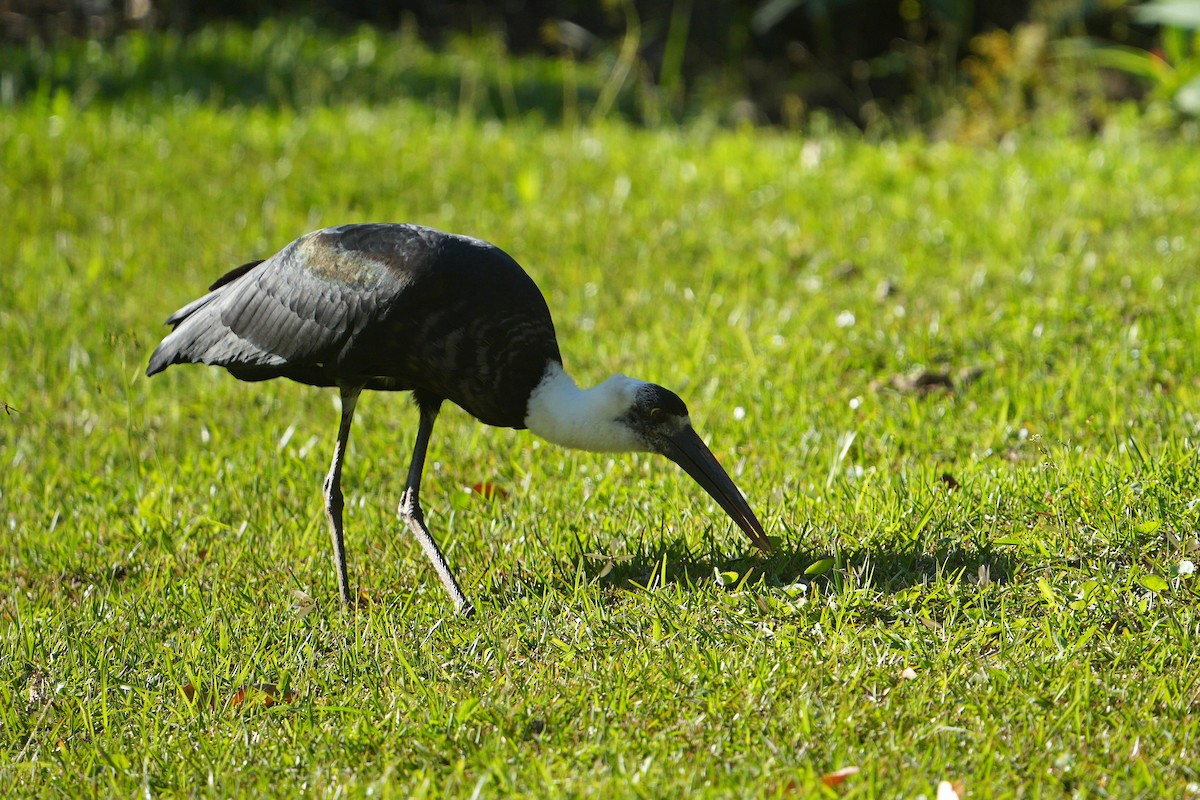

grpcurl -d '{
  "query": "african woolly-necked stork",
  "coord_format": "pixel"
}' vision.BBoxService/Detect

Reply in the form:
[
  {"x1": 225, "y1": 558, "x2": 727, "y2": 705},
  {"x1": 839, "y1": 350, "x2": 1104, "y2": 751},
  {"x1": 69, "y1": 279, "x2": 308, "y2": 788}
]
[{"x1": 147, "y1": 223, "x2": 769, "y2": 615}]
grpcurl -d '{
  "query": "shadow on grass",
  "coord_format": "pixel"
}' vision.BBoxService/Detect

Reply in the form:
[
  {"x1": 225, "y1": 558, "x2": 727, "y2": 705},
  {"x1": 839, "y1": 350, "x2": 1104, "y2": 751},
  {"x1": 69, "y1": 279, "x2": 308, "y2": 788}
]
[
  {"x1": 476, "y1": 531, "x2": 1021, "y2": 608},
  {"x1": 603, "y1": 541, "x2": 1017, "y2": 590}
]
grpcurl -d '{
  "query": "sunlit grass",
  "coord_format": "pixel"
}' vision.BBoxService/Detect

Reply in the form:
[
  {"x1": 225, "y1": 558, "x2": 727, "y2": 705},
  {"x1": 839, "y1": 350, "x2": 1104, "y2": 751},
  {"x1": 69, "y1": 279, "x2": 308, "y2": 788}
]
[{"x1": 2, "y1": 27, "x2": 1200, "y2": 798}]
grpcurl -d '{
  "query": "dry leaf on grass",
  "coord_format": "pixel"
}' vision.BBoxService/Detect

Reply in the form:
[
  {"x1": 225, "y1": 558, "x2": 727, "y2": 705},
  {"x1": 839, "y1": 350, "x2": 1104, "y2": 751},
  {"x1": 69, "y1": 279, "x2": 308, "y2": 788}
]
[
  {"x1": 892, "y1": 370, "x2": 955, "y2": 393},
  {"x1": 228, "y1": 683, "x2": 296, "y2": 708},
  {"x1": 872, "y1": 366, "x2": 986, "y2": 395},
  {"x1": 182, "y1": 683, "x2": 297, "y2": 710},
  {"x1": 291, "y1": 589, "x2": 317, "y2": 618},
  {"x1": 181, "y1": 683, "x2": 209, "y2": 707},
  {"x1": 470, "y1": 482, "x2": 509, "y2": 499},
  {"x1": 822, "y1": 766, "x2": 861, "y2": 787}
]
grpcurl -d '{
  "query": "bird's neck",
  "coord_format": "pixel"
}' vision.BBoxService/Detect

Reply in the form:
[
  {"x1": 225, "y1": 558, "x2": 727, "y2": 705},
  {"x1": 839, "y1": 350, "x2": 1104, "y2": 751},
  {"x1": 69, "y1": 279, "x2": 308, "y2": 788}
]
[{"x1": 524, "y1": 363, "x2": 643, "y2": 453}]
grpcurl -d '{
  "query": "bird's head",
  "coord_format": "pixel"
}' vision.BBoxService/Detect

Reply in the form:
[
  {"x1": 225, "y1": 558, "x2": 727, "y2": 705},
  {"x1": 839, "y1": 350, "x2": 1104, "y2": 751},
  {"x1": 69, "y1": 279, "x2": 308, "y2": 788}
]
[
  {"x1": 525, "y1": 366, "x2": 771, "y2": 552},
  {"x1": 619, "y1": 381, "x2": 771, "y2": 553}
]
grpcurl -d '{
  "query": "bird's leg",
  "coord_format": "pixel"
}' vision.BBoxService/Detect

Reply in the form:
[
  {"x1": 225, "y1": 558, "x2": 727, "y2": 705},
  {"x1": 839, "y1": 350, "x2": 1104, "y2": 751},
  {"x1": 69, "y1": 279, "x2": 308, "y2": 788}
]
[
  {"x1": 324, "y1": 386, "x2": 362, "y2": 608},
  {"x1": 400, "y1": 399, "x2": 475, "y2": 617}
]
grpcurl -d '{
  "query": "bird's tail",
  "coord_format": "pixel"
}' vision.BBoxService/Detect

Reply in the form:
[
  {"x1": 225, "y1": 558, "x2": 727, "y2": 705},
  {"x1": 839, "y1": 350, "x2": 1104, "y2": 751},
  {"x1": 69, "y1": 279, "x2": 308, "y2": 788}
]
[
  {"x1": 146, "y1": 260, "x2": 269, "y2": 377},
  {"x1": 145, "y1": 292, "x2": 227, "y2": 376}
]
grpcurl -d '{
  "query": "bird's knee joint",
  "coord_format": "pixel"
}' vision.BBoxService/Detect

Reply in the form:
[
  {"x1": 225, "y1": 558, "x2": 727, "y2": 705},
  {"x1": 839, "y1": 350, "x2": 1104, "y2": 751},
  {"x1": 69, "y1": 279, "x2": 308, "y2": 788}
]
[{"x1": 398, "y1": 492, "x2": 422, "y2": 522}]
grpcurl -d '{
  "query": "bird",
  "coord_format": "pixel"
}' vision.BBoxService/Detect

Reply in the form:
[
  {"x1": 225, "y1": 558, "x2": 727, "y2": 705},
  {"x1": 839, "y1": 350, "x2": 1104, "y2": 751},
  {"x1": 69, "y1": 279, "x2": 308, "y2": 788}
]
[{"x1": 147, "y1": 223, "x2": 770, "y2": 615}]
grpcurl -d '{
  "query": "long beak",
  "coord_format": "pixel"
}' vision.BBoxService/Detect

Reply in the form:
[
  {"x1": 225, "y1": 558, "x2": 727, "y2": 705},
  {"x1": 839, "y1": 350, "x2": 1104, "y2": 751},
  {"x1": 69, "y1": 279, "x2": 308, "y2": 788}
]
[{"x1": 659, "y1": 425, "x2": 771, "y2": 552}]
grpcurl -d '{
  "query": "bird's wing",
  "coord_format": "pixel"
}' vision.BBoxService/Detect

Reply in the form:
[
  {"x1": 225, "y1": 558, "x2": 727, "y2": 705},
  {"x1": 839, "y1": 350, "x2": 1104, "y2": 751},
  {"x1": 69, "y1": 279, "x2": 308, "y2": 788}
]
[
  {"x1": 208, "y1": 259, "x2": 265, "y2": 291},
  {"x1": 146, "y1": 228, "x2": 407, "y2": 378}
]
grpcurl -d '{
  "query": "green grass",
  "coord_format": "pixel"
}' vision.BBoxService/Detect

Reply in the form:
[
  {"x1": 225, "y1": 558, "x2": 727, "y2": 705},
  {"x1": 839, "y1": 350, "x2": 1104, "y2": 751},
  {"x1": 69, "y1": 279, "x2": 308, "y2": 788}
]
[
  {"x1": 3, "y1": 26, "x2": 1200, "y2": 798},
  {"x1": 1, "y1": 20, "x2": 641, "y2": 124}
]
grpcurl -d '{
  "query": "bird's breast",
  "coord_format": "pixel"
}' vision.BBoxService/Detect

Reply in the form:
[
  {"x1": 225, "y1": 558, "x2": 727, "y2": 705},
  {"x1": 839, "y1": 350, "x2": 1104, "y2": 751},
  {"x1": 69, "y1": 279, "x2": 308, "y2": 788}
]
[{"x1": 351, "y1": 305, "x2": 558, "y2": 430}]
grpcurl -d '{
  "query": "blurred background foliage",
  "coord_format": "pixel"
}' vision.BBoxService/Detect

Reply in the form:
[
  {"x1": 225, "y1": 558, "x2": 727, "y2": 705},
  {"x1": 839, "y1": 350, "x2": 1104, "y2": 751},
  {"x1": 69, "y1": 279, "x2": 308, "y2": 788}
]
[{"x1": 2, "y1": 0, "x2": 1199, "y2": 136}]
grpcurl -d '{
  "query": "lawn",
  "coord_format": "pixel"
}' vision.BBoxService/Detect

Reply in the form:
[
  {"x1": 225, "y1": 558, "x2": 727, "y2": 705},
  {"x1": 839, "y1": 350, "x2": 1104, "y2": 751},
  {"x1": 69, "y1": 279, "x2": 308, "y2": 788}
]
[{"x1": 2, "y1": 25, "x2": 1200, "y2": 798}]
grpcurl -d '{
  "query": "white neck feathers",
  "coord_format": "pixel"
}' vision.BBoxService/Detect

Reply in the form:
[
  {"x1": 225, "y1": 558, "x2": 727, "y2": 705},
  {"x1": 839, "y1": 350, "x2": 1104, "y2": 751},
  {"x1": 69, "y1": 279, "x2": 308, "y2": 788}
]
[{"x1": 524, "y1": 363, "x2": 644, "y2": 453}]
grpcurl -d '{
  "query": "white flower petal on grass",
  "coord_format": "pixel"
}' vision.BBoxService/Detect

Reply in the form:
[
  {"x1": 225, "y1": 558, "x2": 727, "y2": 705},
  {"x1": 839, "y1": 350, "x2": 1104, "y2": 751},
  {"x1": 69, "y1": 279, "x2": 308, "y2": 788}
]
[
  {"x1": 836, "y1": 310, "x2": 856, "y2": 328},
  {"x1": 1176, "y1": 560, "x2": 1195, "y2": 577},
  {"x1": 937, "y1": 781, "x2": 961, "y2": 800}
]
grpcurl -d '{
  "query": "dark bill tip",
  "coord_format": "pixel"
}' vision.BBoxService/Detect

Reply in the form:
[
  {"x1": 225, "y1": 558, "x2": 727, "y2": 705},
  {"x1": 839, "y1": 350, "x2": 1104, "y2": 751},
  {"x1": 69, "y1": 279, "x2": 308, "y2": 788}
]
[{"x1": 660, "y1": 425, "x2": 771, "y2": 553}]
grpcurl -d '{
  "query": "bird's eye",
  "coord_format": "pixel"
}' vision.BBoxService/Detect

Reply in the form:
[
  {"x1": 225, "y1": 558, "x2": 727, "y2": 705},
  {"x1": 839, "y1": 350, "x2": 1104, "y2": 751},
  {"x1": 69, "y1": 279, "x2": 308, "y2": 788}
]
[{"x1": 649, "y1": 407, "x2": 668, "y2": 423}]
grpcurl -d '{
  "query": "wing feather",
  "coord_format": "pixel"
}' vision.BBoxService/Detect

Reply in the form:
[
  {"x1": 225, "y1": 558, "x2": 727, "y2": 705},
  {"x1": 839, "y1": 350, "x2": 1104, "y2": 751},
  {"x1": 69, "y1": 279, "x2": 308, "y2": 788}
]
[
  {"x1": 147, "y1": 223, "x2": 563, "y2": 426},
  {"x1": 146, "y1": 227, "x2": 411, "y2": 380}
]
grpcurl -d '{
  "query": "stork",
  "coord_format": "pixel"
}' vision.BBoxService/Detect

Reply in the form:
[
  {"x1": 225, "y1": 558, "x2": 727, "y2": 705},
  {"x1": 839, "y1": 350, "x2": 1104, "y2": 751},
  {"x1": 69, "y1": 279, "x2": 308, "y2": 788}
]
[{"x1": 147, "y1": 223, "x2": 769, "y2": 615}]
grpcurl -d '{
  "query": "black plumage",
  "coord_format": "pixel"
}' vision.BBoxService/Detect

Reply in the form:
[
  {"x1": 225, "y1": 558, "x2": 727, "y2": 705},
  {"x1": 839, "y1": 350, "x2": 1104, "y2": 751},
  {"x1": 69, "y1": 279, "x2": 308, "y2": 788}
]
[
  {"x1": 149, "y1": 224, "x2": 559, "y2": 427},
  {"x1": 148, "y1": 223, "x2": 769, "y2": 615}
]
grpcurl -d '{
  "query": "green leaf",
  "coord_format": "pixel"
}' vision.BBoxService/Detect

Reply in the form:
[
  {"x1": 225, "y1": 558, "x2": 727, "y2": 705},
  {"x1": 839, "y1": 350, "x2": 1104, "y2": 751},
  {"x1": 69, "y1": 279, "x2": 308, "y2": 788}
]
[
  {"x1": 1139, "y1": 574, "x2": 1170, "y2": 593},
  {"x1": 1137, "y1": 519, "x2": 1163, "y2": 534},
  {"x1": 1070, "y1": 579, "x2": 1101, "y2": 611},
  {"x1": 714, "y1": 568, "x2": 739, "y2": 587},
  {"x1": 734, "y1": 566, "x2": 756, "y2": 592},
  {"x1": 1070, "y1": 42, "x2": 1172, "y2": 81},
  {"x1": 1161, "y1": 24, "x2": 1192, "y2": 65},
  {"x1": 805, "y1": 558, "x2": 835, "y2": 577},
  {"x1": 1038, "y1": 577, "x2": 1060, "y2": 607}
]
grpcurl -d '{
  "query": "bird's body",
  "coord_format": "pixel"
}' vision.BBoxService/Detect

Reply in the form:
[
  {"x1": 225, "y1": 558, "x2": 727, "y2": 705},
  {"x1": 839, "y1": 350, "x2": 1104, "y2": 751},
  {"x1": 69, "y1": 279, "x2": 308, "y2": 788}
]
[
  {"x1": 149, "y1": 224, "x2": 559, "y2": 428},
  {"x1": 148, "y1": 223, "x2": 769, "y2": 614}
]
